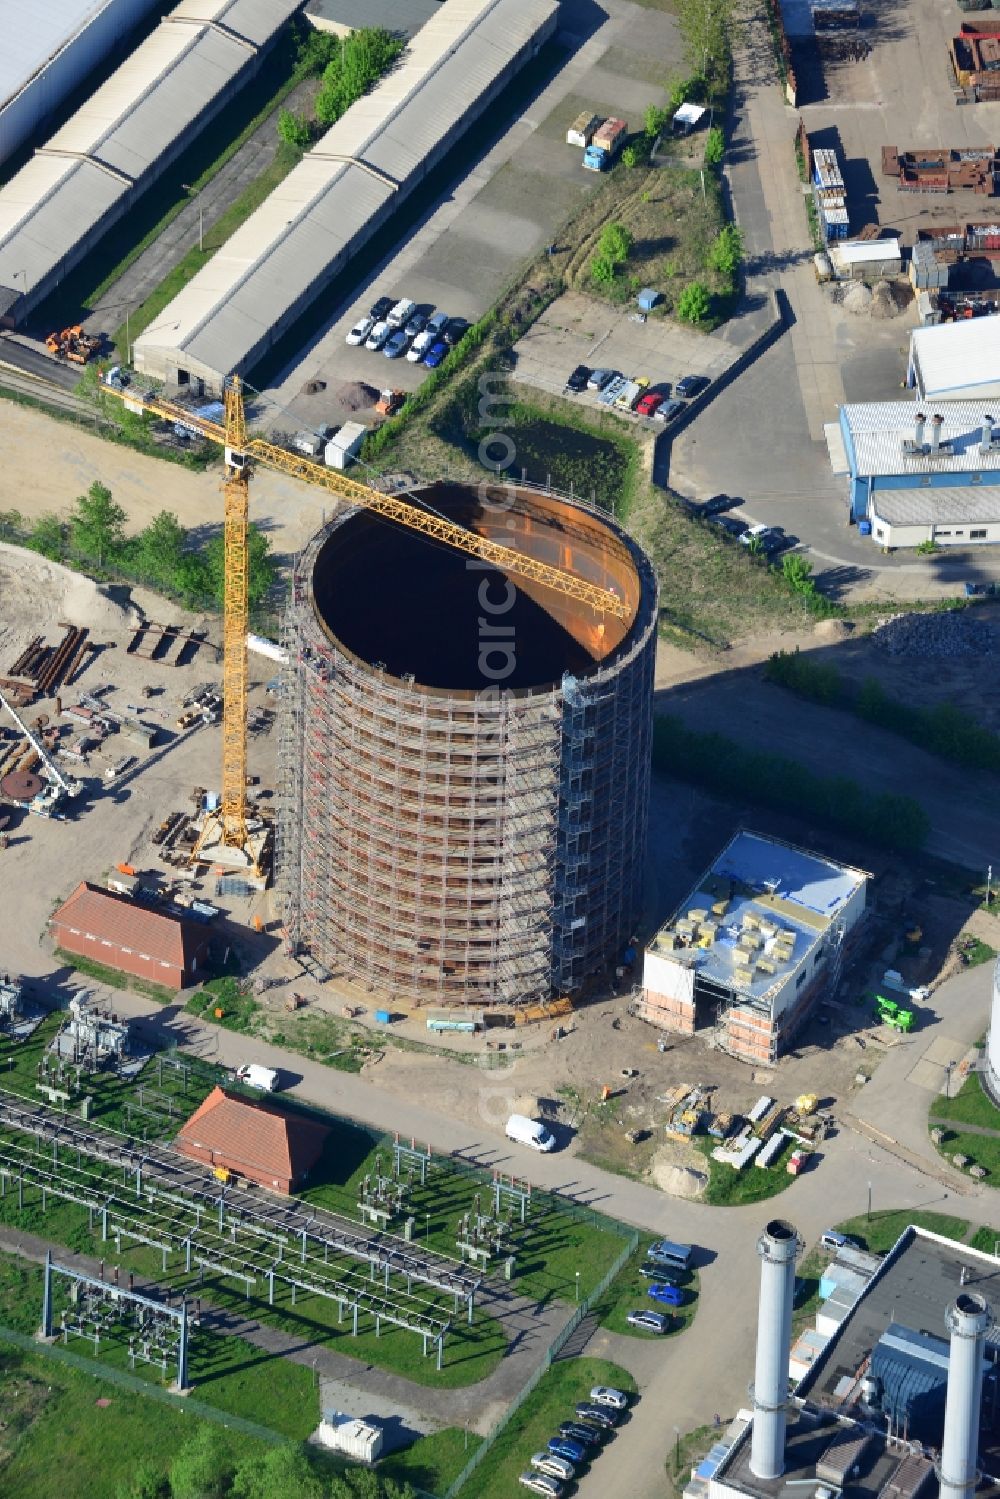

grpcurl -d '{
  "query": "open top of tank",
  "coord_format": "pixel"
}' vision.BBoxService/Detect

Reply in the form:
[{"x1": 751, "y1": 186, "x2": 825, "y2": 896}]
[{"x1": 310, "y1": 481, "x2": 647, "y2": 692}]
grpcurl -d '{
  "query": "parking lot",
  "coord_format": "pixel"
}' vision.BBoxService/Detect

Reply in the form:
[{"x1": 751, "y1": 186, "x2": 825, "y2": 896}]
[{"x1": 264, "y1": 0, "x2": 685, "y2": 432}]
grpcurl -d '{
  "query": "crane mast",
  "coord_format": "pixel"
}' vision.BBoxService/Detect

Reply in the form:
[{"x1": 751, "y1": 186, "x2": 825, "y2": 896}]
[{"x1": 101, "y1": 373, "x2": 627, "y2": 866}]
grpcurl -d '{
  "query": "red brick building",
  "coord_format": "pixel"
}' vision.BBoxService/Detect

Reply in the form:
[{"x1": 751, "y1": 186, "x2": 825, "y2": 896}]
[
  {"x1": 174, "y1": 1086, "x2": 330, "y2": 1194},
  {"x1": 50, "y1": 881, "x2": 212, "y2": 990}
]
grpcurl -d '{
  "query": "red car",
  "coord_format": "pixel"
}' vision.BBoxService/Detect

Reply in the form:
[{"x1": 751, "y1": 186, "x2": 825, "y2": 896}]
[{"x1": 634, "y1": 390, "x2": 665, "y2": 417}]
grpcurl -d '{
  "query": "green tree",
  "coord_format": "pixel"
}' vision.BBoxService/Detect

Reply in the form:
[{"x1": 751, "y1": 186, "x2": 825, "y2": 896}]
[
  {"x1": 674, "y1": 0, "x2": 734, "y2": 78},
  {"x1": 231, "y1": 1443, "x2": 324, "y2": 1499},
  {"x1": 599, "y1": 222, "x2": 634, "y2": 264},
  {"x1": 26, "y1": 514, "x2": 66, "y2": 560},
  {"x1": 622, "y1": 144, "x2": 638, "y2": 168},
  {"x1": 677, "y1": 280, "x2": 711, "y2": 324},
  {"x1": 667, "y1": 75, "x2": 692, "y2": 113},
  {"x1": 645, "y1": 103, "x2": 669, "y2": 137},
  {"x1": 114, "y1": 1458, "x2": 165, "y2": 1499},
  {"x1": 781, "y1": 553, "x2": 813, "y2": 592},
  {"x1": 708, "y1": 223, "x2": 744, "y2": 277},
  {"x1": 69, "y1": 481, "x2": 126, "y2": 567},
  {"x1": 135, "y1": 510, "x2": 188, "y2": 589},
  {"x1": 277, "y1": 108, "x2": 312, "y2": 149},
  {"x1": 591, "y1": 254, "x2": 618, "y2": 286},
  {"x1": 203, "y1": 521, "x2": 276, "y2": 611},
  {"x1": 704, "y1": 125, "x2": 724, "y2": 165},
  {"x1": 169, "y1": 1425, "x2": 233, "y2": 1499},
  {"x1": 315, "y1": 28, "x2": 404, "y2": 126}
]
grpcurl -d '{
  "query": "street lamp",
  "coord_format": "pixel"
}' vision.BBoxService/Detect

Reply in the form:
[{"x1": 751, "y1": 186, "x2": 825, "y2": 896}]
[
  {"x1": 425, "y1": 1213, "x2": 430, "y2": 1243},
  {"x1": 867, "y1": 1180, "x2": 872, "y2": 1221},
  {"x1": 182, "y1": 184, "x2": 204, "y2": 252},
  {"x1": 575, "y1": 1270, "x2": 580, "y2": 1303}
]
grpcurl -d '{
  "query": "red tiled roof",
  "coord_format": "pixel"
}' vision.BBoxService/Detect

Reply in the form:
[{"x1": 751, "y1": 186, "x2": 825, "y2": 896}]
[
  {"x1": 175, "y1": 1086, "x2": 330, "y2": 1186},
  {"x1": 50, "y1": 882, "x2": 204, "y2": 969}
]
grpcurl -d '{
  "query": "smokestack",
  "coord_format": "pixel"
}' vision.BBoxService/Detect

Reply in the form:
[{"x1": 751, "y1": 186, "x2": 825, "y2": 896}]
[
  {"x1": 929, "y1": 414, "x2": 944, "y2": 454},
  {"x1": 938, "y1": 1292, "x2": 992, "y2": 1499},
  {"x1": 981, "y1": 416, "x2": 995, "y2": 455},
  {"x1": 914, "y1": 412, "x2": 926, "y2": 450},
  {"x1": 750, "y1": 1219, "x2": 800, "y2": 1481}
]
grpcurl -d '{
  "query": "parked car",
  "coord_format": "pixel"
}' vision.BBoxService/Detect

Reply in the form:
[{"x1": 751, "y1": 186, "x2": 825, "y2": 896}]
[
  {"x1": 368, "y1": 295, "x2": 393, "y2": 321},
  {"x1": 575, "y1": 1403, "x2": 619, "y2": 1429},
  {"x1": 404, "y1": 310, "x2": 429, "y2": 338},
  {"x1": 675, "y1": 374, "x2": 709, "y2": 398},
  {"x1": 657, "y1": 397, "x2": 685, "y2": 422},
  {"x1": 548, "y1": 1436, "x2": 585, "y2": 1464},
  {"x1": 638, "y1": 1262, "x2": 681, "y2": 1282},
  {"x1": 821, "y1": 1230, "x2": 860, "y2": 1252},
  {"x1": 519, "y1": 1473, "x2": 563, "y2": 1498},
  {"x1": 387, "y1": 297, "x2": 417, "y2": 329},
  {"x1": 590, "y1": 1386, "x2": 629, "y2": 1410},
  {"x1": 383, "y1": 329, "x2": 410, "y2": 358},
  {"x1": 558, "y1": 1421, "x2": 606, "y2": 1448},
  {"x1": 701, "y1": 493, "x2": 740, "y2": 515},
  {"x1": 634, "y1": 390, "x2": 666, "y2": 418},
  {"x1": 587, "y1": 367, "x2": 616, "y2": 391},
  {"x1": 708, "y1": 515, "x2": 749, "y2": 538},
  {"x1": 423, "y1": 339, "x2": 449, "y2": 368},
  {"x1": 740, "y1": 523, "x2": 791, "y2": 556},
  {"x1": 627, "y1": 1309, "x2": 670, "y2": 1334},
  {"x1": 566, "y1": 364, "x2": 590, "y2": 392},
  {"x1": 407, "y1": 330, "x2": 435, "y2": 362},
  {"x1": 646, "y1": 1240, "x2": 693, "y2": 1270},
  {"x1": 443, "y1": 316, "x2": 469, "y2": 346},
  {"x1": 531, "y1": 1453, "x2": 575, "y2": 1482},
  {"x1": 365, "y1": 320, "x2": 391, "y2": 351},
  {"x1": 345, "y1": 315, "x2": 375, "y2": 347},
  {"x1": 648, "y1": 1282, "x2": 684, "y2": 1307},
  {"x1": 506, "y1": 1113, "x2": 556, "y2": 1152},
  {"x1": 426, "y1": 310, "x2": 450, "y2": 338}
]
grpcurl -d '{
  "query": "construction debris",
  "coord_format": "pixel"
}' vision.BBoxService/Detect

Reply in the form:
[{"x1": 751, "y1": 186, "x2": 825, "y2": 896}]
[{"x1": 872, "y1": 611, "x2": 995, "y2": 658}]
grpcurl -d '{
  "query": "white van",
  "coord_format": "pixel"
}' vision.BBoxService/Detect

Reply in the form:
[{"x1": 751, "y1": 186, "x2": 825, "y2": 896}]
[
  {"x1": 235, "y1": 1063, "x2": 279, "y2": 1092},
  {"x1": 387, "y1": 297, "x2": 417, "y2": 329},
  {"x1": 506, "y1": 1114, "x2": 556, "y2": 1152}
]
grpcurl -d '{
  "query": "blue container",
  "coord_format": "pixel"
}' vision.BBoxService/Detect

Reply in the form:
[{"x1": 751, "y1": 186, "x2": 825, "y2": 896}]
[
  {"x1": 858, "y1": 519, "x2": 872, "y2": 537},
  {"x1": 374, "y1": 1009, "x2": 391, "y2": 1025}
]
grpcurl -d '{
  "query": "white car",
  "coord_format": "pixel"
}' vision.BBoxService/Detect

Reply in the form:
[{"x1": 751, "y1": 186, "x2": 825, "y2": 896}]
[
  {"x1": 365, "y1": 320, "x2": 391, "y2": 351},
  {"x1": 531, "y1": 1453, "x2": 575, "y2": 1482},
  {"x1": 519, "y1": 1474, "x2": 563, "y2": 1498},
  {"x1": 407, "y1": 329, "x2": 435, "y2": 362},
  {"x1": 590, "y1": 1385, "x2": 629, "y2": 1410},
  {"x1": 345, "y1": 315, "x2": 374, "y2": 346}
]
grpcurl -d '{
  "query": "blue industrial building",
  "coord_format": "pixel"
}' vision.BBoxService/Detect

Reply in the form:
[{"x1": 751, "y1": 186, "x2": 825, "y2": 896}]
[{"x1": 827, "y1": 401, "x2": 1000, "y2": 549}]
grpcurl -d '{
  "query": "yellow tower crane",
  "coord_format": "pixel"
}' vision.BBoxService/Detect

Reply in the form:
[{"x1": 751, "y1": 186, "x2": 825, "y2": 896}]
[{"x1": 102, "y1": 374, "x2": 627, "y2": 866}]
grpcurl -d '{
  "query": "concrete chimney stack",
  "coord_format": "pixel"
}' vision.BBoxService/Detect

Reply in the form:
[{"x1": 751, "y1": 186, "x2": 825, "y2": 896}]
[
  {"x1": 930, "y1": 414, "x2": 944, "y2": 454},
  {"x1": 938, "y1": 1291, "x2": 992, "y2": 1499},
  {"x1": 981, "y1": 416, "x2": 995, "y2": 456},
  {"x1": 914, "y1": 412, "x2": 926, "y2": 450},
  {"x1": 749, "y1": 1219, "x2": 800, "y2": 1481}
]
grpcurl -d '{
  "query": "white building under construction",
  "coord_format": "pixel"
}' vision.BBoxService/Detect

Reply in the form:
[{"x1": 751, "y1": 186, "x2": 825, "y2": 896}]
[{"x1": 638, "y1": 832, "x2": 869, "y2": 1063}]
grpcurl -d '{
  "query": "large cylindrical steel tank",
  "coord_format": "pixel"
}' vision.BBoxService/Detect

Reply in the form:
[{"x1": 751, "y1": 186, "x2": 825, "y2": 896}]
[{"x1": 278, "y1": 481, "x2": 657, "y2": 1006}]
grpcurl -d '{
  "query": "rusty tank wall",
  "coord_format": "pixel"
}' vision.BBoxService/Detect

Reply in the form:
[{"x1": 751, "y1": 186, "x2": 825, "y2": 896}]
[{"x1": 277, "y1": 482, "x2": 658, "y2": 1006}]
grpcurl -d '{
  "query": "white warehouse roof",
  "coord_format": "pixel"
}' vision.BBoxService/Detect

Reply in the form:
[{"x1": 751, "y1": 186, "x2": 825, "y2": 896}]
[
  {"x1": 842, "y1": 401, "x2": 1000, "y2": 476},
  {"x1": 909, "y1": 319, "x2": 1000, "y2": 402},
  {"x1": 133, "y1": 0, "x2": 559, "y2": 386},
  {"x1": 1, "y1": 1, "x2": 141, "y2": 111},
  {"x1": 829, "y1": 237, "x2": 900, "y2": 267},
  {"x1": 0, "y1": 0, "x2": 305, "y2": 320}
]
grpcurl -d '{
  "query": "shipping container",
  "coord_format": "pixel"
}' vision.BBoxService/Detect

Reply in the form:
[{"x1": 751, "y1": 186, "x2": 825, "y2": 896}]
[
  {"x1": 325, "y1": 422, "x2": 367, "y2": 470},
  {"x1": 566, "y1": 111, "x2": 602, "y2": 147}
]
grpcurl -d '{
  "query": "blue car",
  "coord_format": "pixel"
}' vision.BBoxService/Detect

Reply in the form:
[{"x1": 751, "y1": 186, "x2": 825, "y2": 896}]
[
  {"x1": 423, "y1": 339, "x2": 449, "y2": 368},
  {"x1": 547, "y1": 1437, "x2": 585, "y2": 1465},
  {"x1": 648, "y1": 1282, "x2": 684, "y2": 1307}
]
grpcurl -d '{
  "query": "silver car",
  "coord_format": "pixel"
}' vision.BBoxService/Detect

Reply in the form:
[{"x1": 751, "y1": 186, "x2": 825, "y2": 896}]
[
  {"x1": 519, "y1": 1474, "x2": 563, "y2": 1498},
  {"x1": 531, "y1": 1452, "x2": 575, "y2": 1482},
  {"x1": 383, "y1": 329, "x2": 410, "y2": 358},
  {"x1": 590, "y1": 1384, "x2": 629, "y2": 1410}
]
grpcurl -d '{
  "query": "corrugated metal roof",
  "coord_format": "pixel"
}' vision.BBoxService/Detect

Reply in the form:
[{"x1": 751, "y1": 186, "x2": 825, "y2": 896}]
[
  {"x1": 0, "y1": 0, "x2": 303, "y2": 313},
  {"x1": 1, "y1": 0, "x2": 131, "y2": 112},
  {"x1": 872, "y1": 483, "x2": 1000, "y2": 527},
  {"x1": 830, "y1": 238, "x2": 901, "y2": 266},
  {"x1": 135, "y1": 0, "x2": 559, "y2": 379},
  {"x1": 910, "y1": 319, "x2": 1000, "y2": 399},
  {"x1": 843, "y1": 401, "x2": 1000, "y2": 476}
]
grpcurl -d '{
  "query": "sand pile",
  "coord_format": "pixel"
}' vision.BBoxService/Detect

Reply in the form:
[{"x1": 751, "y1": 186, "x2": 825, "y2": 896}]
[
  {"x1": 0, "y1": 543, "x2": 141, "y2": 635},
  {"x1": 842, "y1": 281, "x2": 873, "y2": 315},
  {"x1": 870, "y1": 279, "x2": 902, "y2": 319},
  {"x1": 813, "y1": 618, "x2": 852, "y2": 642},
  {"x1": 337, "y1": 381, "x2": 379, "y2": 412},
  {"x1": 650, "y1": 1154, "x2": 707, "y2": 1198}
]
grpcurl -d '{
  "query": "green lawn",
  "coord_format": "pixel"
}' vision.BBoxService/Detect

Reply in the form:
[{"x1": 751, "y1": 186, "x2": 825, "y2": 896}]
[
  {"x1": 833, "y1": 1209, "x2": 971, "y2": 1254},
  {"x1": 591, "y1": 1237, "x2": 699, "y2": 1338},
  {"x1": 0, "y1": 1342, "x2": 268, "y2": 1499},
  {"x1": 930, "y1": 1072, "x2": 1000, "y2": 1129},
  {"x1": 792, "y1": 1247, "x2": 827, "y2": 1334},
  {"x1": 930, "y1": 1128, "x2": 1000, "y2": 1183},
  {"x1": 379, "y1": 1427, "x2": 482, "y2": 1493},
  {"x1": 0, "y1": 1254, "x2": 318, "y2": 1439},
  {"x1": 697, "y1": 1138, "x2": 799, "y2": 1207},
  {"x1": 452, "y1": 1357, "x2": 637, "y2": 1498},
  {"x1": 665, "y1": 1424, "x2": 719, "y2": 1499}
]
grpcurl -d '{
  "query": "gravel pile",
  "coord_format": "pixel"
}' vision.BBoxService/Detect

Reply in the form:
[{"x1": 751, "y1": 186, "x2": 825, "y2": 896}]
[
  {"x1": 872, "y1": 609, "x2": 994, "y2": 657},
  {"x1": 337, "y1": 380, "x2": 379, "y2": 412}
]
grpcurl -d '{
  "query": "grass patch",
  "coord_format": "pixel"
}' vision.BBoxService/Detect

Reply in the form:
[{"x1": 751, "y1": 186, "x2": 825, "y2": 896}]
[
  {"x1": 380, "y1": 1427, "x2": 482, "y2": 1492},
  {"x1": 666, "y1": 1424, "x2": 719, "y2": 1499},
  {"x1": 453, "y1": 1357, "x2": 636, "y2": 1498},
  {"x1": 930, "y1": 1071, "x2": 1000, "y2": 1128},
  {"x1": 930, "y1": 1129, "x2": 1000, "y2": 1184},
  {"x1": 0, "y1": 1253, "x2": 317, "y2": 1439},
  {"x1": 792, "y1": 1247, "x2": 827, "y2": 1334},
  {"x1": 696, "y1": 1137, "x2": 799, "y2": 1207},
  {"x1": 186, "y1": 976, "x2": 264, "y2": 1035},
  {"x1": 591, "y1": 1237, "x2": 699, "y2": 1337},
  {"x1": 53, "y1": 949, "x2": 175, "y2": 1003},
  {"x1": 968, "y1": 1227, "x2": 1000, "y2": 1255},
  {"x1": 0, "y1": 1341, "x2": 267, "y2": 1499},
  {"x1": 834, "y1": 1209, "x2": 970, "y2": 1254}
]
